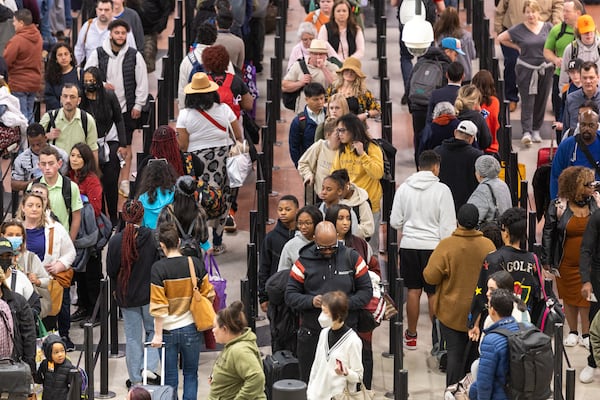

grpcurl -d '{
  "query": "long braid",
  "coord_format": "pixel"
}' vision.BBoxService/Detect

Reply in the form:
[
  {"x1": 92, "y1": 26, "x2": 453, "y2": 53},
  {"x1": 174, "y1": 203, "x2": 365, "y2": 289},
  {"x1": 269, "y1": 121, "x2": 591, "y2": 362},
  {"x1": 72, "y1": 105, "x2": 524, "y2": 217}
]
[
  {"x1": 118, "y1": 200, "x2": 145, "y2": 304},
  {"x1": 150, "y1": 125, "x2": 185, "y2": 177}
]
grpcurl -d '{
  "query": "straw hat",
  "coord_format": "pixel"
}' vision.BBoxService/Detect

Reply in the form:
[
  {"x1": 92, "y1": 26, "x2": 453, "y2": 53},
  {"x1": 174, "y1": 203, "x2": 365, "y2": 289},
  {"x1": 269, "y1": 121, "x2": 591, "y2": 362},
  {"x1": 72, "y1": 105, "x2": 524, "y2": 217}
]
[
  {"x1": 184, "y1": 72, "x2": 219, "y2": 94},
  {"x1": 337, "y1": 57, "x2": 366, "y2": 79},
  {"x1": 308, "y1": 39, "x2": 328, "y2": 54}
]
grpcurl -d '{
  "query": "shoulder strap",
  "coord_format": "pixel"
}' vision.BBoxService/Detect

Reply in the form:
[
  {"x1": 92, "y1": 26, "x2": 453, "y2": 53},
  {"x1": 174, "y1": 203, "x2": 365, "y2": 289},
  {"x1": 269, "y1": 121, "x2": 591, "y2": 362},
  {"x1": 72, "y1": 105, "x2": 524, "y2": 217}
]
[
  {"x1": 83, "y1": 18, "x2": 93, "y2": 46},
  {"x1": 47, "y1": 109, "x2": 58, "y2": 134},
  {"x1": 571, "y1": 40, "x2": 578, "y2": 60},
  {"x1": 533, "y1": 254, "x2": 549, "y2": 301},
  {"x1": 576, "y1": 135, "x2": 600, "y2": 176},
  {"x1": 80, "y1": 110, "x2": 88, "y2": 139},
  {"x1": 10, "y1": 269, "x2": 16, "y2": 292},
  {"x1": 188, "y1": 51, "x2": 198, "y2": 66},
  {"x1": 168, "y1": 207, "x2": 193, "y2": 240},
  {"x1": 187, "y1": 256, "x2": 199, "y2": 291},
  {"x1": 198, "y1": 109, "x2": 226, "y2": 131},
  {"x1": 482, "y1": 182, "x2": 498, "y2": 207},
  {"x1": 299, "y1": 58, "x2": 310, "y2": 75},
  {"x1": 48, "y1": 227, "x2": 54, "y2": 256},
  {"x1": 62, "y1": 175, "x2": 73, "y2": 219},
  {"x1": 556, "y1": 22, "x2": 568, "y2": 40}
]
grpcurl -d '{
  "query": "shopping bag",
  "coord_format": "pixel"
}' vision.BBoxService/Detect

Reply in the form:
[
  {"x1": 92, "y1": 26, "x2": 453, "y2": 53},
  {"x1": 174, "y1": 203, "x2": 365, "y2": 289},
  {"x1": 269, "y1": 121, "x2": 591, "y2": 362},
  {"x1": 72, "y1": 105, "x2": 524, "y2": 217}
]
[{"x1": 205, "y1": 253, "x2": 227, "y2": 310}]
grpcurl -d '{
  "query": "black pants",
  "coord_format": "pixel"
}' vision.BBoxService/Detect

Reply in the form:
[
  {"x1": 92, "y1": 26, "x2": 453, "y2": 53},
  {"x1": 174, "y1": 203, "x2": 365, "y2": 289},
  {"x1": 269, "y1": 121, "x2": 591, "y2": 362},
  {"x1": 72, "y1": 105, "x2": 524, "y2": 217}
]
[
  {"x1": 101, "y1": 141, "x2": 120, "y2": 225},
  {"x1": 411, "y1": 110, "x2": 427, "y2": 168},
  {"x1": 588, "y1": 271, "x2": 600, "y2": 368},
  {"x1": 359, "y1": 331, "x2": 373, "y2": 389},
  {"x1": 43, "y1": 286, "x2": 70, "y2": 338},
  {"x1": 296, "y1": 326, "x2": 320, "y2": 383},
  {"x1": 75, "y1": 253, "x2": 103, "y2": 313},
  {"x1": 244, "y1": 17, "x2": 265, "y2": 73},
  {"x1": 439, "y1": 321, "x2": 478, "y2": 387}
]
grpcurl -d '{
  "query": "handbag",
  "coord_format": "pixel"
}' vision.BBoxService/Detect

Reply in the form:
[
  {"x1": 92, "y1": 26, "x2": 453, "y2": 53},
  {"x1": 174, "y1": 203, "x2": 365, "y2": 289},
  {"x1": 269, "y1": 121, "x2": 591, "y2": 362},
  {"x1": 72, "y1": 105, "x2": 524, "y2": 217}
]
[
  {"x1": 205, "y1": 253, "x2": 227, "y2": 311},
  {"x1": 332, "y1": 381, "x2": 375, "y2": 400},
  {"x1": 187, "y1": 257, "x2": 216, "y2": 331},
  {"x1": 533, "y1": 255, "x2": 565, "y2": 336},
  {"x1": 382, "y1": 293, "x2": 399, "y2": 320},
  {"x1": 0, "y1": 124, "x2": 21, "y2": 153},
  {"x1": 0, "y1": 302, "x2": 34, "y2": 398},
  {"x1": 444, "y1": 373, "x2": 473, "y2": 400},
  {"x1": 227, "y1": 139, "x2": 252, "y2": 188},
  {"x1": 47, "y1": 226, "x2": 74, "y2": 288}
]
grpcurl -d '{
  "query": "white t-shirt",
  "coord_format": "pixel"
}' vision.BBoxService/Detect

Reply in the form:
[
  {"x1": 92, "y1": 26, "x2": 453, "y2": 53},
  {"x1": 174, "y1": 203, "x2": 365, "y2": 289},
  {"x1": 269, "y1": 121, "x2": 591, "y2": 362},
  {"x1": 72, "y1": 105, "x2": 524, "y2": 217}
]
[{"x1": 176, "y1": 104, "x2": 236, "y2": 152}]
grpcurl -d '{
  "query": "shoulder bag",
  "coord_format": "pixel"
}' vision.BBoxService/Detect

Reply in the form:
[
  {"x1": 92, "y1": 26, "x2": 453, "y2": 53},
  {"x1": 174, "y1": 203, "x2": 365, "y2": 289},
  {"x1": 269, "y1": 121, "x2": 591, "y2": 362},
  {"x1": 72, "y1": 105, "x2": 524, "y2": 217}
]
[
  {"x1": 47, "y1": 226, "x2": 74, "y2": 289},
  {"x1": 187, "y1": 257, "x2": 216, "y2": 331},
  {"x1": 332, "y1": 380, "x2": 375, "y2": 400}
]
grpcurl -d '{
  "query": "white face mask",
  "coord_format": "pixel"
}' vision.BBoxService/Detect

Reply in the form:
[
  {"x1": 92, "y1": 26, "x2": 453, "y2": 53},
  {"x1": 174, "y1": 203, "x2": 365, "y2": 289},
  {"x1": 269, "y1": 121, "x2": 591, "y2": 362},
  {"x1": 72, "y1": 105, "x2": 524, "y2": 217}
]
[{"x1": 318, "y1": 311, "x2": 333, "y2": 328}]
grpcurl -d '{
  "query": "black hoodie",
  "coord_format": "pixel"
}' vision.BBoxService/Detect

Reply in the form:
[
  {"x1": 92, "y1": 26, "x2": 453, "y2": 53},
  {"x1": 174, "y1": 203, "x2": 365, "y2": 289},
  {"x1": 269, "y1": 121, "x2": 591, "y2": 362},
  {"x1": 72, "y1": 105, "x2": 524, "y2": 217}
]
[
  {"x1": 458, "y1": 109, "x2": 493, "y2": 151},
  {"x1": 36, "y1": 334, "x2": 74, "y2": 400},
  {"x1": 106, "y1": 227, "x2": 160, "y2": 308},
  {"x1": 258, "y1": 220, "x2": 296, "y2": 303}
]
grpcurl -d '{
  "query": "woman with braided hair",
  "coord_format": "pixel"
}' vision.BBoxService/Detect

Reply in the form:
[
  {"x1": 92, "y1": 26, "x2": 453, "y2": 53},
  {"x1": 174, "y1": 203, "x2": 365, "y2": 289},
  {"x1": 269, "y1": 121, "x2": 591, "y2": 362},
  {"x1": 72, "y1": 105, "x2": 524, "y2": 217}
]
[
  {"x1": 107, "y1": 200, "x2": 161, "y2": 388},
  {"x1": 134, "y1": 126, "x2": 205, "y2": 193}
]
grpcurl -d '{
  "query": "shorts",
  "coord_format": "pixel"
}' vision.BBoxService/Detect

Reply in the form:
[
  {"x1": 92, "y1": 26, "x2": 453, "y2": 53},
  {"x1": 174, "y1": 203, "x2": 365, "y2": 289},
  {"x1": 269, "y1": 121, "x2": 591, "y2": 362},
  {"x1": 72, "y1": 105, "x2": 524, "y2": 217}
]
[
  {"x1": 399, "y1": 248, "x2": 436, "y2": 294},
  {"x1": 122, "y1": 112, "x2": 140, "y2": 145}
]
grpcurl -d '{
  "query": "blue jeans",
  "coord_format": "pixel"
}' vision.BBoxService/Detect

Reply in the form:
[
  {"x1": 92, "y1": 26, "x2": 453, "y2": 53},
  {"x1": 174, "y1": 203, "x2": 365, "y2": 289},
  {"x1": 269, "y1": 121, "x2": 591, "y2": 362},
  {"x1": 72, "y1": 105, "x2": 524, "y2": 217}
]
[
  {"x1": 121, "y1": 305, "x2": 159, "y2": 384},
  {"x1": 163, "y1": 323, "x2": 201, "y2": 400},
  {"x1": 398, "y1": 24, "x2": 414, "y2": 92},
  {"x1": 37, "y1": 0, "x2": 55, "y2": 46},
  {"x1": 64, "y1": 0, "x2": 72, "y2": 28},
  {"x1": 12, "y1": 92, "x2": 35, "y2": 124}
]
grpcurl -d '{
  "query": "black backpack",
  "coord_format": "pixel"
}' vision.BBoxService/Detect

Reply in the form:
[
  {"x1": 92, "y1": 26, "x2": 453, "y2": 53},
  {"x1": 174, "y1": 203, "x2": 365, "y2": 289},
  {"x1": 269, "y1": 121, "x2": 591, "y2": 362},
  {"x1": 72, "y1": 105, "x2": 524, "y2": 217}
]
[
  {"x1": 491, "y1": 323, "x2": 553, "y2": 400},
  {"x1": 408, "y1": 59, "x2": 444, "y2": 109},
  {"x1": 169, "y1": 207, "x2": 201, "y2": 258},
  {"x1": 282, "y1": 58, "x2": 310, "y2": 110}
]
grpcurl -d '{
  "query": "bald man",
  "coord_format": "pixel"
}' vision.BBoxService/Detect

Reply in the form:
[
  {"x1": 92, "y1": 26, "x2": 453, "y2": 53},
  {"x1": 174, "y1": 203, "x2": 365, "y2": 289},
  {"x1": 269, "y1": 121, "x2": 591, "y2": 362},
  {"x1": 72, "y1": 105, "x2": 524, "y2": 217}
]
[{"x1": 286, "y1": 221, "x2": 373, "y2": 383}]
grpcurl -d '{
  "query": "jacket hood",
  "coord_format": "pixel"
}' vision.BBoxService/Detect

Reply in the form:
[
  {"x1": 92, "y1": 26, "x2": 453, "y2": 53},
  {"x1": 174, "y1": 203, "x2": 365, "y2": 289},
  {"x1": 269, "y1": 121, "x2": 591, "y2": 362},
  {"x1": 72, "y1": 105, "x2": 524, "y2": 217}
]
[
  {"x1": 224, "y1": 327, "x2": 259, "y2": 350},
  {"x1": 102, "y1": 35, "x2": 133, "y2": 56},
  {"x1": 459, "y1": 109, "x2": 481, "y2": 120},
  {"x1": 43, "y1": 334, "x2": 65, "y2": 360},
  {"x1": 441, "y1": 137, "x2": 471, "y2": 149},
  {"x1": 452, "y1": 226, "x2": 484, "y2": 237},
  {"x1": 484, "y1": 316, "x2": 517, "y2": 333},
  {"x1": 432, "y1": 114, "x2": 457, "y2": 126},
  {"x1": 298, "y1": 241, "x2": 351, "y2": 263},
  {"x1": 423, "y1": 46, "x2": 451, "y2": 63},
  {"x1": 143, "y1": 189, "x2": 174, "y2": 210},
  {"x1": 17, "y1": 24, "x2": 42, "y2": 44},
  {"x1": 405, "y1": 171, "x2": 440, "y2": 191},
  {"x1": 344, "y1": 183, "x2": 369, "y2": 206},
  {"x1": 273, "y1": 219, "x2": 296, "y2": 240},
  {"x1": 136, "y1": 226, "x2": 154, "y2": 246}
]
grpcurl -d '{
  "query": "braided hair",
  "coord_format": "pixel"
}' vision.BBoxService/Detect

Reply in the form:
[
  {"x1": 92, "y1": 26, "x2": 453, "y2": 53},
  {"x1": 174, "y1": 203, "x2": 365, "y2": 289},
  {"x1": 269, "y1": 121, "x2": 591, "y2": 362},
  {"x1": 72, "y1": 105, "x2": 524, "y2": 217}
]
[
  {"x1": 149, "y1": 126, "x2": 185, "y2": 177},
  {"x1": 117, "y1": 200, "x2": 145, "y2": 304}
]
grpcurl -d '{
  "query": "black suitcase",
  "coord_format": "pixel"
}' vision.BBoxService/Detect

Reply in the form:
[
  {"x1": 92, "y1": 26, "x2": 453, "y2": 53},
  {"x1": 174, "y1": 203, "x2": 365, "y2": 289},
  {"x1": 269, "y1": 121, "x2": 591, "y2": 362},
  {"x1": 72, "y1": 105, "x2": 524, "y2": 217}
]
[
  {"x1": 141, "y1": 344, "x2": 175, "y2": 400},
  {"x1": 263, "y1": 350, "x2": 300, "y2": 400},
  {"x1": 0, "y1": 358, "x2": 32, "y2": 400}
]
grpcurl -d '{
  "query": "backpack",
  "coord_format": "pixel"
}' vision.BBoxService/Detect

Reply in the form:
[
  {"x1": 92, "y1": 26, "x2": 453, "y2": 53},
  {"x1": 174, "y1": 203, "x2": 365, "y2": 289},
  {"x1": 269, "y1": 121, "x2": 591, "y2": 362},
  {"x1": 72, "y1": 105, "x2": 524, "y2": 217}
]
[
  {"x1": 408, "y1": 59, "x2": 444, "y2": 109},
  {"x1": 570, "y1": 39, "x2": 600, "y2": 60},
  {"x1": 72, "y1": 196, "x2": 113, "y2": 272},
  {"x1": 370, "y1": 138, "x2": 396, "y2": 181},
  {"x1": 282, "y1": 58, "x2": 309, "y2": 110},
  {"x1": 187, "y1": 51, "x2": 205, "y2": 82},
  {"x1": 491, "y1": 323, "x2": 553, "y2": 400},
  {"x1": 168, "y1": 206, "x2": 201, "y2": 258},
  {"x1": 34, "y1": 174, "x2": 73, "y2": 225},
  {"x1": 209, "y1": 73, "x2": 240, "y2": 118}
]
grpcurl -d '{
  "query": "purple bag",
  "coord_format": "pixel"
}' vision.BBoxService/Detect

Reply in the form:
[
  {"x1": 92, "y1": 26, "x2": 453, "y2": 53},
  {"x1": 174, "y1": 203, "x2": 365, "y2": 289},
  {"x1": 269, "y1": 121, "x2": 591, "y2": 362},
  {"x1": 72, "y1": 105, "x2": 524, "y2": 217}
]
[{"x1": 205, "y1": 254, "x2": 227, "y2": 311}]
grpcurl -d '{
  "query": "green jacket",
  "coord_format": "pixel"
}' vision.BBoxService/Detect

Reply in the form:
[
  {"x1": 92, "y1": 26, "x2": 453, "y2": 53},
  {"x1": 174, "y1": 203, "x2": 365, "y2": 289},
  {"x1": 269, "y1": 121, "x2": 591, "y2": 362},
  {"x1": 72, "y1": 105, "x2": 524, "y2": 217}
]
[{"x1": 208, "y1": 328, "x2": 266, "y2": 400}]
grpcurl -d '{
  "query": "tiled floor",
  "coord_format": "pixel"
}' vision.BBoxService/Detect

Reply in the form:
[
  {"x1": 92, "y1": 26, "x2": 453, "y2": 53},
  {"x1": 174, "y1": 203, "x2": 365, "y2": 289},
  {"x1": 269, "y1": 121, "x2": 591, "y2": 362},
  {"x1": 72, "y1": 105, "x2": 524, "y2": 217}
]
[{"x1": 8, "y1": 1, "x2": 600, "y2": 399}]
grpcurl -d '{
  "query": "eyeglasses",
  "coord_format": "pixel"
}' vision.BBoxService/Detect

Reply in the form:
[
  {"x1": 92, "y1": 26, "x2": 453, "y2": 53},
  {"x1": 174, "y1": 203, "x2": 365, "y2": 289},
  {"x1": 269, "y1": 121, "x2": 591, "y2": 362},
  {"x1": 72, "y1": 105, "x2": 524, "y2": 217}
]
[
  {"x1": 335, "y1": 128, "x2": 347, "y2": 134},
  {"x1": 297, "y1": 221, "x2": 314, "y2": 227},
  {"x1": 316, "y1": 243, "x2": 339, "y2": 252},
  {"x1": 584, "y1": 181, "x2": 599, "y2": 188}
]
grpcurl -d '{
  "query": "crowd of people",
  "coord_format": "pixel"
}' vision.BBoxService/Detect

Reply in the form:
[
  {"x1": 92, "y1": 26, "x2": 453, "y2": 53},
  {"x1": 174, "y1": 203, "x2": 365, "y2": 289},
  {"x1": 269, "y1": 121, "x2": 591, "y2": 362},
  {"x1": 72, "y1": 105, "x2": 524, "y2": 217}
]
[{"x1": 4, "y1": 0, "x2": 600, "y2": 399}]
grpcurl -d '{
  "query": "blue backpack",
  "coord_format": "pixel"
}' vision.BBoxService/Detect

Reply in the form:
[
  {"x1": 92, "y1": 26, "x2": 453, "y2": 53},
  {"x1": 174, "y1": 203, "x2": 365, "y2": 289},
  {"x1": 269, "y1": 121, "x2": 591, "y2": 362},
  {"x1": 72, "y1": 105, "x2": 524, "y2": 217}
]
[{"x1": 187, "y1": 51, "x2": 205, "y2": 82}]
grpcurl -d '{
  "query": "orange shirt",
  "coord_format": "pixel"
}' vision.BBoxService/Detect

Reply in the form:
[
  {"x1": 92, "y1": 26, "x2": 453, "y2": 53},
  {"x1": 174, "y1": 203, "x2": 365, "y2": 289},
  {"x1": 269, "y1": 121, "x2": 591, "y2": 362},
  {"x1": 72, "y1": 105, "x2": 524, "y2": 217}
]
[{"x1": 305, "y1": 10, "x2": 330, "y2": 33}]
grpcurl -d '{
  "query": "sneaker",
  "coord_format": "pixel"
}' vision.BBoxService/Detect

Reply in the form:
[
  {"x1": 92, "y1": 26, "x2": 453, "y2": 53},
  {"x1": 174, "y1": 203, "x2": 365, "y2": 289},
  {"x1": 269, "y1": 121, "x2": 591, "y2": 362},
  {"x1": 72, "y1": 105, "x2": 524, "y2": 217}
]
[
  {"x1": 532, "y1": 131, "x2": 542, "y2": 143},
  {"x1": 142, "y1": 369, "x2": 161, "y2": 385},
  {"x1": 119, "y1": 180, "x2": 130, "y2": 198},
  {"x1": 521, "y1": 132, "x2": 532, "y2": 146},
  {"x1": 62, "y1": 336, "x2": 75, "y2": 352},
  {"x1": 580, "y1": 336, "x2": 590, "y2": 350},
  {"x1": 70, "y1": 308, "x2": 89, "y2": 323},
  {"x1": 564, "y1": 332, "x2": 579, "y2": 347},
  {"x1": 403, "y1": 330, "x2": 417, "y2": 350},
  {"x1": 580, "y1": 365, "x2": 595, "y2": 384},
  {"x1": 79, "y1": 315, "x2": 101, "y2": 328},
  {"x1": 213, "y1": 244, "x2": 227, "y2": 256},
  {"x1": 224, "y1": 215, "x2": 237, "y2": 233}
]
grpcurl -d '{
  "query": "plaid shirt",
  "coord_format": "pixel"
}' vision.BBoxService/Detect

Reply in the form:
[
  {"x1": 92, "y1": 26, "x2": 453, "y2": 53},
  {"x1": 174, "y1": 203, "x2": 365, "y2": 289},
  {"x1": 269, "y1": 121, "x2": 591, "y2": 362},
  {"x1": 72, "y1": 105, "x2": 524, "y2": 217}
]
[{"x1": 0, "y1": 298, "x2": 14, "y2": 358}]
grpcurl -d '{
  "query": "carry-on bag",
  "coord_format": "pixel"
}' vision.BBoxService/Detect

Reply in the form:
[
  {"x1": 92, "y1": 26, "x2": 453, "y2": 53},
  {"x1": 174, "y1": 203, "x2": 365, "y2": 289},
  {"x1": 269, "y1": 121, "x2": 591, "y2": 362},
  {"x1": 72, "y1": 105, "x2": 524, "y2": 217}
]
[
  {"x1": 263, "y1": 350, "x2": 300, "y2": 400},
  {"x1": 141, "y1": 343, "x2": 175, "y2": 400}
]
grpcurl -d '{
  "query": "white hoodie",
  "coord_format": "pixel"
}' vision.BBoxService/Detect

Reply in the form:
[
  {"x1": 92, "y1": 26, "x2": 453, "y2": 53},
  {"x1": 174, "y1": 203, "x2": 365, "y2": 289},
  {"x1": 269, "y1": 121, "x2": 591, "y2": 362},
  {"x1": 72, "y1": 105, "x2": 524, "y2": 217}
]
[{"x1": 390, "y1": 170, "x2": 456, "y2": 250}]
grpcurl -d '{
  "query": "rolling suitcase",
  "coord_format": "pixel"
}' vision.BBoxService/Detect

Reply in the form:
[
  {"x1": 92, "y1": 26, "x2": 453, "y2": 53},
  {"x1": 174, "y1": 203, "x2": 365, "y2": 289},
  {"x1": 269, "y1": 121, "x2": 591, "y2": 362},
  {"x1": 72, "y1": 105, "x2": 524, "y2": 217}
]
[
  {"x1": 537, "y1": 138, "x2": 555, "y2": 168},
  {"x1": 263, "y1": 350, "x2": 300, "y2": 400},
  {"x1": 141, "y1": 343, "x2": 175, "y2": 400},
  {"x1": 0, "y1": 301, "x2": 33, "y2": 400}
]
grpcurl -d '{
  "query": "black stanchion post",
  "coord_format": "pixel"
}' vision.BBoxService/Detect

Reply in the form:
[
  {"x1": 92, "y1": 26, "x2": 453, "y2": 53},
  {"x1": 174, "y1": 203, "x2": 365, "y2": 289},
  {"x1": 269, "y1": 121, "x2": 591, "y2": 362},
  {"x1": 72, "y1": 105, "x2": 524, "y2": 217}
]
[
  {"x1": 383, "y1": 100, "x2": 392, "y2": 129},
  {"x1": 472, "y1": 0, "x2": 481, "y2": 57},
  {"x1": 383, "y1": 247, "x2": 399, "y2": 359},
  {"x1": 167, "y1": 36, "x2": 176, "y2": 121},
  {"x1": 249, "y1": 210, "x2": 258, "y2": 245},
  {"x1": 84, "y1": 322, "x2": 94, "y2": 400},
  {"x1": 71, "y1": 13, "x2": 79, "y2": 46},
  {"x1": 109, "y1": 278, "x2": 124, "y2": 358},
  {"x1": 97, "y1": 279, "x2": 115, "y2": 398},
  {"x1": 184, "y1": 0, "x2": 195, "y2": 49},
  {"x1": 174, "y1": 18, "x2": 183, "y2": 79},
  {"x1": 554, "y1": 323, "x2": 564, "y2": 400},
  {"x1": 247, "y1": 242, "x2": 258, "y2": 327},
  {"x1": 500, "y1": 121, "x2": 511, "y2": 164},
  {"x1": 271, "y1": 58, "x2": 282, "y2": 122},
  {"x1": 148, "y1": 97, "x2": 156, "y2": 135},
  {"x1": 509, "y1": 152, "x2": 519, "y2": 206},
  {"x1": 378, "y1": 56, "x2": 387, "y2": 83},
  {"x1": 519, "y1": 180, "x2": 528, "y2": 210},
  {"x1": 256, "y1": 179, "x2": 268, "y2": 251},
  {"x1": 565, "y1": 368, "x2": 575, "y2": 400},
  {"x1": 240, "y1": 278, "x2": 255, "y2": 331},
  {"x1": 142, "y1": 124, "x2": 152, "y2": 155},
  {"x1": 398, "y1": 369, "x2": 409, "y2": 400},
  {"x1": 527, "y1": 211, "x2": 536, "y2": 252},
  {"x1": 465, "y1": 0, "x2": 473, "y2": 25}
]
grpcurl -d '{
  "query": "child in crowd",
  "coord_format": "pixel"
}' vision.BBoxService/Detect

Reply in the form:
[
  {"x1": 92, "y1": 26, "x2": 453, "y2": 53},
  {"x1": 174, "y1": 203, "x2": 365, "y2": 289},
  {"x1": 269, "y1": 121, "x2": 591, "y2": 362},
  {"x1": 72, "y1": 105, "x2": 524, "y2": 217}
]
[
  {"x1": 319, "y1": 172, "x2": 373, "y2": 241},
  {"x1": 36, "y1": 334, "x2": 76, "y2": 400},
  {"x1": 332, "y1": 169, "x2": 375, "y2": 241},
  {"x1": 298, "y1": 117, "x2": 340, "y2": 204},
  {"x1": 288, "y1": 82, "x2": 327, "y2": 167}
]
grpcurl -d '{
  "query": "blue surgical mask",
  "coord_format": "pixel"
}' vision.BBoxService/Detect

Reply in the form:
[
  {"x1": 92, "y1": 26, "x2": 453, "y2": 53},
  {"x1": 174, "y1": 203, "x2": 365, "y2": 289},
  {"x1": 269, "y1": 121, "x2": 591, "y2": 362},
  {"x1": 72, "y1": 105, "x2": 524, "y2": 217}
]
[{"x1": 6, "y1": 236, "x2": 23, "y2": 252}]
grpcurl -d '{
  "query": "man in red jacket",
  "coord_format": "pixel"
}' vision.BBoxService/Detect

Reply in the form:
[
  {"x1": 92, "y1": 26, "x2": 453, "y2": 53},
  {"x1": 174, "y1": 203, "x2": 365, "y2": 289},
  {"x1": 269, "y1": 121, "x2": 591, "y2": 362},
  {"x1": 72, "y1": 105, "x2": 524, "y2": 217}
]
[{"x1": 3, "y1": 8, "x2": 42, "y2": 123}]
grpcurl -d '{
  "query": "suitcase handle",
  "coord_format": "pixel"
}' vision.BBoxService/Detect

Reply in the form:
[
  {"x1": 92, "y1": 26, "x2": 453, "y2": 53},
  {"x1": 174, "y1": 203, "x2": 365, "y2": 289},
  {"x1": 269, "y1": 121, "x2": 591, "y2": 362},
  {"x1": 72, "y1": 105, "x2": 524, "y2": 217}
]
[{"x1": 143, "y1": 342, "x2": 165, "y2": 386}]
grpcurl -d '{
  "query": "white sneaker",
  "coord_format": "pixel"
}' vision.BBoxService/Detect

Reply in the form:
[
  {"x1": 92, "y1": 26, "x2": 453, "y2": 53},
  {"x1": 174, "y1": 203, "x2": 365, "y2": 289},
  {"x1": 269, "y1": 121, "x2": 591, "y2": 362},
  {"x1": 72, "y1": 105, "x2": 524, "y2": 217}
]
[
  {"x1": 532, "y1": 131, "x2": 542, "y2": 143},
  {"x1": 580, "y1": 365, "x2": 595, "y2": 384},
  {"x1": 521, "y1": 132, "x2": 532, "y2": 145},
  {"x1": 580, "y1": 336, "x2": 590, "y2": 350},
  {"x1": 564, "y1": 333, "x2": 579, "y2": 347}
]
